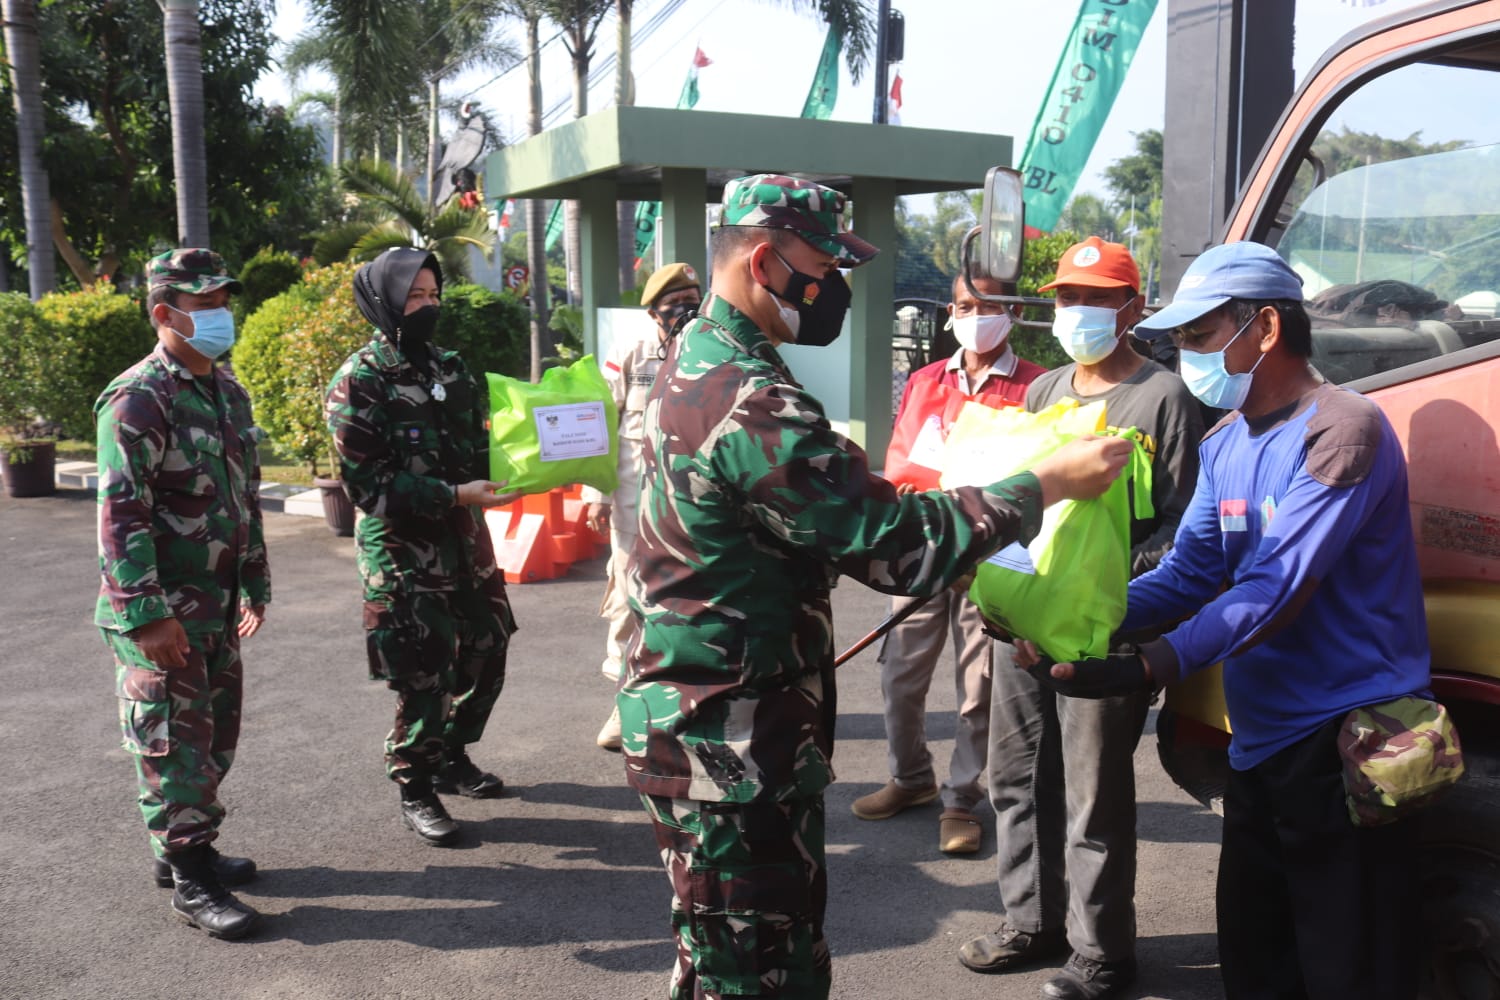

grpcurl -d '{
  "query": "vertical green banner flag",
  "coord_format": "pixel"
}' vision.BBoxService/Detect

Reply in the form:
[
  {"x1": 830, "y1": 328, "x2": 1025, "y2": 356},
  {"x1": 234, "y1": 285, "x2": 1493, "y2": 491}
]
[
  {"x1": 544, "y1": 200, "x2": 564, "y2": 251},
  {"x1": 1018, "y1": 0, "x2": 1158, "y2": 233},
  {"x1": 800, "y1": 25, "x2": 842, "y2": 120}
]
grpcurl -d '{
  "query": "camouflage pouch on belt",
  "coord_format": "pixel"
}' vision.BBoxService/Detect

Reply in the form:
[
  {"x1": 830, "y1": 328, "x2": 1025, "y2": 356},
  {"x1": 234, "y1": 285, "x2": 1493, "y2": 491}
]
[{"x1": 1337, "y1": 696, "x2": 1465, "y2": 827}]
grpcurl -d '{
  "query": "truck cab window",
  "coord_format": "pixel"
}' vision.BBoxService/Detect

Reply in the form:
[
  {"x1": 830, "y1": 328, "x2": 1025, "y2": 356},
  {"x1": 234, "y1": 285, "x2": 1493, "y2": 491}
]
[{"x1": 1263, "y1": 56, "x2": 1500, "y2": 386}]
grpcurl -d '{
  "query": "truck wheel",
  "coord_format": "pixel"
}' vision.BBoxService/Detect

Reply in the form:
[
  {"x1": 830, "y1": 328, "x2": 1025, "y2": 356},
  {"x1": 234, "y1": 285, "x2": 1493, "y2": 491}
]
[{"x1": 1420, "y1": 773, "x2": 1500, "y2": 999}]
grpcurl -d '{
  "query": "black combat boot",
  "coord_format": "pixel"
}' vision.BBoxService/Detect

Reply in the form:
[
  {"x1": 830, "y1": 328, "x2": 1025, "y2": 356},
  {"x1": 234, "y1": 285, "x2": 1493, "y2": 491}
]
[
  {"x1": 153, "y1": 844, "x2": 257, "y2": 888},
  {"x1": 166, "y1": 845, "x2": 261, "y2": 940},
  {"x1": 434, "y1": 747, "x2": 504, "y2": 799},
  {"x1": 399, "y1": 780, "x2": 460, "y2": 845}
]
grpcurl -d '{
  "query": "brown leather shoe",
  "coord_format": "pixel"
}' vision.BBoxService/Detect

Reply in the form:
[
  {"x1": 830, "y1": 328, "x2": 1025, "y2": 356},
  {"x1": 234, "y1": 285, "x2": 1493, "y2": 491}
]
[
  {"x1": 938, "y1": 809, "x2": 982, "y2": 853},
  {"x1": 850, "y1": 780, "x2": 940, "y2": 820}
]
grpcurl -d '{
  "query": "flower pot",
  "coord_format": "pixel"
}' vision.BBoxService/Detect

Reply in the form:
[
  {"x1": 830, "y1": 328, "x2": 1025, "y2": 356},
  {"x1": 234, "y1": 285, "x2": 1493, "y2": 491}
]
[
  {"x1": 1, "y1": 441, "x2": 56, "y2": 498},
  {"x1": 313, "y1": 476, "x2": 355, "y2": 537}
]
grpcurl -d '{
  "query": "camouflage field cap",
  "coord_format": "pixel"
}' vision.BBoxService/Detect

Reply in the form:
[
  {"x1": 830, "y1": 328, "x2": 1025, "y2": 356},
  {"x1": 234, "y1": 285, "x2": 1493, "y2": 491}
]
[
  {"x1": 147, "y1": 248, "x2": 243, "y2": 294},
  {"x1": 718, "y1": 174, "x2": 879, "y2": 267}
]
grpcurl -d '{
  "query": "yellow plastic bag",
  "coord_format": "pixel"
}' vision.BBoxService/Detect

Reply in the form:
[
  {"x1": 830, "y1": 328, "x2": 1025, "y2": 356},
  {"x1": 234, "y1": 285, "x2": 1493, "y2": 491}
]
[
  {"x1": 939, "y1": 399, "x2": 1108, "y2": 489},
  {"x1": 486, "y1": 356, "x2": 619, "y2": 495},
  {"x1": 943, "y1": 399, "x2": 1152, "y2": 663}
]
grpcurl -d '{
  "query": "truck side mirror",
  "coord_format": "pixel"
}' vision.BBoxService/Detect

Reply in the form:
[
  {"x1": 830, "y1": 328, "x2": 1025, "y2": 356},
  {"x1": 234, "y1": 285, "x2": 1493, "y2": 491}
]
[{"x1": 977, "y1": 166, "x2": 1025, "y2": 283}]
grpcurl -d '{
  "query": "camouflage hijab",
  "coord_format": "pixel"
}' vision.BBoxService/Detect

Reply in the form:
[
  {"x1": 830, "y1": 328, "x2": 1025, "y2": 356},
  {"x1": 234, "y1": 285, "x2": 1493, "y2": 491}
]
[{"x1": 352, "y1": 247, "x2": 443, "y2": 346}]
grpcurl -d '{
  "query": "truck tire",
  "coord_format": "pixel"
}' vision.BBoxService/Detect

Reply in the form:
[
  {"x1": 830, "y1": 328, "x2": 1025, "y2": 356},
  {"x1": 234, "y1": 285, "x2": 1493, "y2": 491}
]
[{"x1": 1420, "y1": 773, "x2": 1500, "y2": 999}]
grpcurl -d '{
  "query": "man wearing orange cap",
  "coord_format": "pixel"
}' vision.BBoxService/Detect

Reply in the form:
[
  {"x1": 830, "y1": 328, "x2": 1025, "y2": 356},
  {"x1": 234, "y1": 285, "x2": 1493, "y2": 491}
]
[
  {"x1": 960, "y1": 237, "x2": 1204, "y2": 999},
  {"x1": 582, "y1": 261, "x2": 701, "y2": 751}
]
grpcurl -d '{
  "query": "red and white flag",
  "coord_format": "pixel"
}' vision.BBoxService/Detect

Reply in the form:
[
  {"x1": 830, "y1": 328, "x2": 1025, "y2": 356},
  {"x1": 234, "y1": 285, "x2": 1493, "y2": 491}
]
[
  {"x1": 693, "y1": 47, "x2": 712, "y2": 69},
  {"x1": 889, "y1": 72, "x2": 904, "y2": 125},
  {"x1": 497, "y1": 199, "x2": 514, "y2": 240}
]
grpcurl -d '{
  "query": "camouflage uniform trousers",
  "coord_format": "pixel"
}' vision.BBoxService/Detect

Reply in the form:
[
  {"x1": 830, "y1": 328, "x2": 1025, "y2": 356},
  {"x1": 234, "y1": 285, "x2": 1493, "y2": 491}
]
[
  {"x1": 365, "y1": 574, "x2": 511, "y2": 784},
  {"x1": 641, "y1": 792, "x2": 831, "y2": 999},
  {"x1": 104, "y1": 625, "x2": 242, "y2": 858}
]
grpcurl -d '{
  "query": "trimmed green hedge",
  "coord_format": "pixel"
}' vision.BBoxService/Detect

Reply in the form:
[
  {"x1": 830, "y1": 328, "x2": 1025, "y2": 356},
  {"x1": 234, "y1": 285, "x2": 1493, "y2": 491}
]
[
  {"x1": 0, "y1": 293, "x2": 46, "y2": 437},
  {"x1": 436, "y1": 282, "x2": 530, "y2": 380},
  {"x1": 232, "y1": 261, "x2": 366, "y2": 476},
  {"x1": 34, "y1": 286, "x2": 155, "y2": 439}
]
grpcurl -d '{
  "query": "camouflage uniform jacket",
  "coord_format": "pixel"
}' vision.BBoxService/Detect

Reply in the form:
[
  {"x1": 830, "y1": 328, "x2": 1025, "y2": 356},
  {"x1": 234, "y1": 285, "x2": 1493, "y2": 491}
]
[
  {"x1": 95, "y1": 344, "x2": 269, "y2": 634},
  {"x1": 325, "y1": 334, "x2": 500, "y2": 598},
  {"x1": 621, "y1": 296, "x2": 1046, "y2": 804},
  {"x1": 578, "y1": 324, "x2": 665, "y2": 520}
]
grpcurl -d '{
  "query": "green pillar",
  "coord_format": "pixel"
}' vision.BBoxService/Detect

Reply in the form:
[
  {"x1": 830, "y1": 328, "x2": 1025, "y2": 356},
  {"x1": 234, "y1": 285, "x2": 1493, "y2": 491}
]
[
  {"x1": 578, "y1": 176, "x2": 621, "y2": 356},
  {"x1": 848, "y1": 178, "x2": 897, "y2": 459},
  {"x1": 659, "y1": 167, "x2": 708, "y2": 284}
]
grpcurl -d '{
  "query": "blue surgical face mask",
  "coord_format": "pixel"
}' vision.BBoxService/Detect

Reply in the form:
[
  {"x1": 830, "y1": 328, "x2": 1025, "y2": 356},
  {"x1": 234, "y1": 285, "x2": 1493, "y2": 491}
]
[
  {"x1": 167, "y1": 305, "x2": 236, "y2": 360},
  {"x1": 1178, "y1": 313, "x2": 1265, "y2": 411},
  {"x1": 1053, "y1": 301, "x2": 1129, "y2": 364}
]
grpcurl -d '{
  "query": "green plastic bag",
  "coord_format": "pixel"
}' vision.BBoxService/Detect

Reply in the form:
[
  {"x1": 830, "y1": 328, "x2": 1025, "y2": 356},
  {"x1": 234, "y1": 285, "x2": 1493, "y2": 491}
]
[
  {"x1": 486, "y1": 356, "x2": 619, "y2": 495},
  {"x1": 967, "y1": 415, "x2": 1152, "y2": 664}
]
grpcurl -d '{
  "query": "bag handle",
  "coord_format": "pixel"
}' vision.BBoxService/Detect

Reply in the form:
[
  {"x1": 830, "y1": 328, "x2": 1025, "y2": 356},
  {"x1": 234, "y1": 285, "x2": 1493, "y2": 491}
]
[{"x1": 1112, "y1": 427, "x2": 1154, "y2": 521}]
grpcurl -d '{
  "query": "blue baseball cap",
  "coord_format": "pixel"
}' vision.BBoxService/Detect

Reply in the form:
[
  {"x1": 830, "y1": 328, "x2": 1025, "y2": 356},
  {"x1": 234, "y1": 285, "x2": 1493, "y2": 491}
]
[{"x1": 1135, "y1": 241, "x2": 1304, "y2": 340}]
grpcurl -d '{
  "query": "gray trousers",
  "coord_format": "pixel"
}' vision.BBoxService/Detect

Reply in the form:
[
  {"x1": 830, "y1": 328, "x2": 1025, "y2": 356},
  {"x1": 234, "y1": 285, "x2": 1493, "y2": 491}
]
[
  {"x1": 875, "y1": 590, "x2": 992, "y2": 812},
  {"x1": 988, "y1": 645, "x2": 1150, "y2": 963}
]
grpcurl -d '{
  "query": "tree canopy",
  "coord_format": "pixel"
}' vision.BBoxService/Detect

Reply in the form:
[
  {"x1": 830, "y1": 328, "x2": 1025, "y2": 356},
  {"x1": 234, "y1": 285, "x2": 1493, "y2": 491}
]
[{"x1": 0, "y1": 0, "x2": 331, "y2": 287}]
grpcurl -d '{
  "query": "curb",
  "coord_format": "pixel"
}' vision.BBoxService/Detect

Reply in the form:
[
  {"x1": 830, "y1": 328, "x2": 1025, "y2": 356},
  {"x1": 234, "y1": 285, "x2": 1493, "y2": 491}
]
[{"x1": 53, "y1": 460, "x2": 324, "y2": 518}]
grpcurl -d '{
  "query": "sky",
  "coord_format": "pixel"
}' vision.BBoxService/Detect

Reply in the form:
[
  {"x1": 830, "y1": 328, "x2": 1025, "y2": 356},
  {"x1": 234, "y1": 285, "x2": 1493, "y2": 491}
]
[{"x1": 254, "y1": 0, "x2": 1438, "y2": 210}]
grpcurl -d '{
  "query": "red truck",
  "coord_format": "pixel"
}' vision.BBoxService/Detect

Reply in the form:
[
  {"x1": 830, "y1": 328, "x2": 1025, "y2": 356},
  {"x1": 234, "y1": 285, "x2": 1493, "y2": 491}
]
[{"x1": 975, "y1": 2, "x2": 1500, "y2": 993}]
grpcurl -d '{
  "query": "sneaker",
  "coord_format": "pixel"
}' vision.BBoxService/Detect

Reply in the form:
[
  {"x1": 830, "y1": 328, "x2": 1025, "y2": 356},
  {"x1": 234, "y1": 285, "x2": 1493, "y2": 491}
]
[
  {"x1": 399, "y1": 793, "x2": 460, "y2": 846},
  {"x1": 596, "y1": 705, "x2": 622, "y2": 751},
  {"x1": 958, "y1": 923, "x2": 1069, "y2": 973},
  {"x1": 850, "y1": 780, "x2": 940, "y2": 820},
  {"x1": 1041, "y1": 953, "x2": 1138, "y2": 1000},
  {"x1": 938, "y1": 809, "x2": 982, "y2": 854}
]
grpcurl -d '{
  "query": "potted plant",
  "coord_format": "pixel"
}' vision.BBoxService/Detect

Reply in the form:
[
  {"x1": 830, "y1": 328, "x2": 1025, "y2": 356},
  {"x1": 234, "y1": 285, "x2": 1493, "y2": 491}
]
[{"x1": 0, "y1": 293, "x2": 55, "y2": 498}]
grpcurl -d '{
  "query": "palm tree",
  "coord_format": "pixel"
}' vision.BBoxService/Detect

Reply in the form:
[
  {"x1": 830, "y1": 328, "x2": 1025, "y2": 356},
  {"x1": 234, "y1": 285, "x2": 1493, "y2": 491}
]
[
  {"x1": 495, "y1": 0, "x2": 554, "y2": 381},
  {"x1": 2, "y1": 0, "x2": 54, "y2": 298},
  {"x1": 162, "y1": 0, "x2": 209, "y2": 246},
  {"x1": 285, "y1": 1, "x2": 424, "y2": 169},
  {"x1": 313, "y1": 157, "x2": 494, "y2": 281},
  {"x1": 791, "y1": 0, "x2": 876, "y2": 83}
]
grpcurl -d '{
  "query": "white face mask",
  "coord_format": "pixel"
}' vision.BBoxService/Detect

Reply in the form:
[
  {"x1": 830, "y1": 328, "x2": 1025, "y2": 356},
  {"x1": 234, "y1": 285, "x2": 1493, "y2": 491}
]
[
  {"x1": 1053, "y1": 301, "x2": 1129, "y2": 365},
  {"x1": 775, "y1": 300, "x2": 801, "y2": 341},
  {"x1": 949, "y1": 312, "x2": 1013, "y2": 354}
]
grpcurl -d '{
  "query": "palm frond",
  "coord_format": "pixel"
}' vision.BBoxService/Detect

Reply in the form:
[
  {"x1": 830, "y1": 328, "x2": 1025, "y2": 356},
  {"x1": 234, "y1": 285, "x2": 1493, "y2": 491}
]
[
  {"x1": 338, "y1": 158, "x2": 427, "y2": 231},
  {"x1": 350, "y1": 222, "x2": 424, "y2": 262},
  {"x1": 312, "y1": 220, "x2": 381, "y2": 266}
]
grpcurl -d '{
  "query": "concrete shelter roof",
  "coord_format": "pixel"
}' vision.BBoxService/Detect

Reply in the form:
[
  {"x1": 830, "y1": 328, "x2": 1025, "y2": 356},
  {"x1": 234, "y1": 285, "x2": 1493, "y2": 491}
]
[{"x1": 483, "y1": 106, "x2": 1012, "y2": 202}]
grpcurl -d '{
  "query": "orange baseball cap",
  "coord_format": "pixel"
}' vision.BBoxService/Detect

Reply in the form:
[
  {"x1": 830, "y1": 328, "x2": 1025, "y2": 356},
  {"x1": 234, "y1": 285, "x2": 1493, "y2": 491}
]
[{"x1": 1038, "y1": 236, "x2": 1141, "y2": 292}]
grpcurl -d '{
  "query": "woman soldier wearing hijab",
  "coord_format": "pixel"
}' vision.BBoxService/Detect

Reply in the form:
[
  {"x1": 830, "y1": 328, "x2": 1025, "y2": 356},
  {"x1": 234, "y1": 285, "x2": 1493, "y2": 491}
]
[{"x1": 326, "y1": 247, "x2": 521, "y2": 845}]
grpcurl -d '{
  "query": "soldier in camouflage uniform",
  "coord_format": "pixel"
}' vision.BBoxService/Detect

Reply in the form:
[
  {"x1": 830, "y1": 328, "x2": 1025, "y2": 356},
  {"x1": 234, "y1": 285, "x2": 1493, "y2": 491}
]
[
  {"x1": 620, "y1": 174, "x2": 1133, "y2": 999},
  {"x1": 96, "y1": 248, "x2": 267, "y2": 940},
  {"x1": 582, "y1": 260, "x2": 701, "y2": 752},
  {"x1": 325, "y1": 247, "x2": 519, "y2": 847}
]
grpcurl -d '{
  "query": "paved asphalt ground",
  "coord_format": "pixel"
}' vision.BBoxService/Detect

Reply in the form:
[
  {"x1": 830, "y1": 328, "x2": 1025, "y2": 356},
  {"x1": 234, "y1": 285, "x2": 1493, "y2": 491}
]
[{"x1": 0, "y1": 487, "x2": 1224, "y2": 1000}]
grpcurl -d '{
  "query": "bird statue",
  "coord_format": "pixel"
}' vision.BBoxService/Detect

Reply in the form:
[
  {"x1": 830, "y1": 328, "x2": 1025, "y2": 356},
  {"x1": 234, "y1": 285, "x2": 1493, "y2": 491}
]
[{"x1": 433, "y1": 102, "x2": 490, "y2": 207}]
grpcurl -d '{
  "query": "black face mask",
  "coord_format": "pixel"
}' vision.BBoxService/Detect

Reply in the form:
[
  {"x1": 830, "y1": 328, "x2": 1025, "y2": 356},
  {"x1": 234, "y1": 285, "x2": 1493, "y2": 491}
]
[
  {"x1": 398, "y1": 305, "x2": 440, "y2": 357},
  {"x1": 766, "y1": 250, "x2": 852, "y2": 347},
  {"x1": 654, "y1": 299, "x2": 699, "y2": 334}
]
